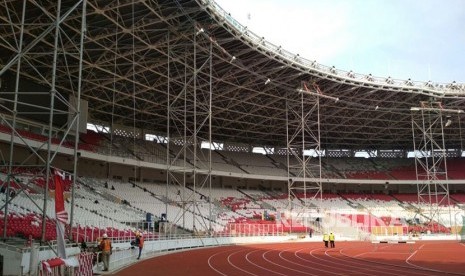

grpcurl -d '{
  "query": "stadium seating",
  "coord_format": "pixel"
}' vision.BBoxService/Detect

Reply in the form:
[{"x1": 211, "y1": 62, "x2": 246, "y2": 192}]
[{"x1": 2, "y1": 174, "x2": 458, "y2": 241}]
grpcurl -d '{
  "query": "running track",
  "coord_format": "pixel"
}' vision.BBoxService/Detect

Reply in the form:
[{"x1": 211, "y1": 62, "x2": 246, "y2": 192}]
[{"x1": 109, "y1": 241, "x2": 465, "y2": 276}]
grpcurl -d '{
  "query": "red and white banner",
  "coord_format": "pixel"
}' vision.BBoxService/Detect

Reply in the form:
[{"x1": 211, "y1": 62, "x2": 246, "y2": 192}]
[
  {"x1": 54, "y1": 169, "x2": 69, "y2": 259},
  {"x1": 39, "y1": 257, "x2": 78, "y2": 276},
  {"x1": 77, "y1": 252, "x2": 94, "y2": 276},
  {"x1": 42, "y1": 258, "x2": 65, "y2": 273}
]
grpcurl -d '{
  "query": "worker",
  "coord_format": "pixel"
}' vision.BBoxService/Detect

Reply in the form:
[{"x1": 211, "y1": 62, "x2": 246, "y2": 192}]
[
  {"x1": 329, "y1": 232, "x2": 335, "y2": 248},
  {"x1": 323, "y1": 233, "x2": 329, "y2": 248},
  {"x1": 136, "y1": 232, "x2": 144, "y2": 260},
  {"x1": 99, "y1": 233, "x2": 112, "y2": 271}
]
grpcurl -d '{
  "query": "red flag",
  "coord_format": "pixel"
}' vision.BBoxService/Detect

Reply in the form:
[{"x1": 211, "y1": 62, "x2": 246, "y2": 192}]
[
  {"x1": 54, "y1": 170, "x2": 68, "y2": 224},
  {"x1": 54, "y1": 169, "x2": 68, "y2": 259}
]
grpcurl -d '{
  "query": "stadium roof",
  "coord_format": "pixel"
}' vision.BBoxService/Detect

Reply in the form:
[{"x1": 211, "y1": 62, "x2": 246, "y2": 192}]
[{"x1": 1, "y1": 0, "x2": 465, "y2": 151}]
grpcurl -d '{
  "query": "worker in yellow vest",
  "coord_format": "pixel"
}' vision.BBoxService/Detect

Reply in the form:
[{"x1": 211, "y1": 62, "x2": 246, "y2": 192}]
[
  {"x1": 329, "y1": 232, "x2": 335, "y2": 248},
  {"x1": 323, "y1": 233, "x2": 329, "y2": 248}
]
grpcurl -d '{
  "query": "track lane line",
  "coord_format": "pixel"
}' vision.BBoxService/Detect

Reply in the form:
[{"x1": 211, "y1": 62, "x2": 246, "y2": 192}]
[
  {"x1": 244, "y1": 249, "x2": 289, "y2": 276},
  {"x1": 207, "y1": 247, "x2": 253, "y2": 276},
  {"x1": 339, "y1": 243, "x2": 455, "y2": 276}
]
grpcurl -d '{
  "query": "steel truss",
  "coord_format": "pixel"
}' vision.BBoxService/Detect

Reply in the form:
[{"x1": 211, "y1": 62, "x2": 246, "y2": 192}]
[
  {"x1": 410, "y1": 101, "x2": 463, "y2": 228},
  {"x1": 286, "y1": 82, "x2": 323, "y2": 210},
  {"x1": 166, "y1": 25, "x2": 213, "y2": 233},
  {"x1": 0, "y1": 0, "x2": 86, "y2": 242}
]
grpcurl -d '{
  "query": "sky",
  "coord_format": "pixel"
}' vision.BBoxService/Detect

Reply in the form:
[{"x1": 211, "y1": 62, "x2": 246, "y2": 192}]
[{"x1": 214, "y1": 0, "x2": 465, "y2": 83}]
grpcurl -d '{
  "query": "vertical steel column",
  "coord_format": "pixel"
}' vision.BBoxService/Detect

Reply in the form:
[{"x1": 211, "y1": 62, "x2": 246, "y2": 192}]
[
  {"x1": 165, "y1": 32, "x2": 170, "y2": 219},
  {"x1": 182, "y1": 45, "x2": 188, "y2": 230},
  {"x1": 42, "y1": 0, "x2": 62, "y2": 243},
  {"x1": 208, "y1": 40, "x2": 213, "y2": 233},
  {"x1": 69, "y1": 0, "x2": 87, "y2": 240},
  {"x1": 192, "y1": 25, "x2": 197, "y2": 231}
]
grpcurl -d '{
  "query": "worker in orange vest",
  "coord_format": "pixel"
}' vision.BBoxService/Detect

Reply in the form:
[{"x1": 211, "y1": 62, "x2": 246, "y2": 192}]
[{"x1": 99, "y1": 233, "x2": 112, "y2": 271}]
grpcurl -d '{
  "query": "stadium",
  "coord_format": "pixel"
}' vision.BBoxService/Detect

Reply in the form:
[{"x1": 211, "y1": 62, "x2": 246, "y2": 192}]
[{"x1": 0, "y1": 0, "x2": 465, "y2": 275}]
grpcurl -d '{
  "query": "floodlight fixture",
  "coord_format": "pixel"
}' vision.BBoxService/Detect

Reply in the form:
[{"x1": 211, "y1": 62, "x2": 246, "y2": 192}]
[
  {"x1": 445, "y1": 119, "x2": 452, "y2": 127},
  {"x1": 196, "y1": 28, "x2": 204, "y2": 35},
  {"x1": 448, "y1": 81, "x2": 458, "y2": 89}
]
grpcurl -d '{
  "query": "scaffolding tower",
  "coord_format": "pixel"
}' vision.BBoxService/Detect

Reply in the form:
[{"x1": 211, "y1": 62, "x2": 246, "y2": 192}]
[
  {"x1": 410, "y1": 100, "x2": 463, "y2": 230},
  {"x1": 166, "y1": 25, "x2": 214, "y2": 233},
  {"x1": 286, "y1": 82, "x2": 325, "y2": 210},
  {"x1": 0, "y1": 0, "x2": 86, "y2": 242}
]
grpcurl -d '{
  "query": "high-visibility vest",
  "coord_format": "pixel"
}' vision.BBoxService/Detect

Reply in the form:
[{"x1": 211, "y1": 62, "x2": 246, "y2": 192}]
[
  {"x1": 100, "y1": 239, "x2": 112, "y2": 253},
  {"x1": 323, "y1": 234, "x2": 329, "y2": 241},
  {"x1": 329, "y1": 233, "x2": 335, "y2": 241}
]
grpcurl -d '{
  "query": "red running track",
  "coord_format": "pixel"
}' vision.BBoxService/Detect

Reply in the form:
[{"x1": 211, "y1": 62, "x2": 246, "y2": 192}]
[{"x1": 109, "y1": 241, "x2": 465, "y2": 276}]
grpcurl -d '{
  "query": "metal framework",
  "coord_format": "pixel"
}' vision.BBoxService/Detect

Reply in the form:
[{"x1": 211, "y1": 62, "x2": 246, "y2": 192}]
[
  {"x1": 1, "y1": 0, "x2": 462, "y2": 152},
  {"x1": 0, "y1": 0, "x2": 86, "y2": 242},
  {"x1": 166, "y1": 25, "x2": 214, "y2": 233},
  {"x1": 0, "y1": 0, "x2": 465, "y2": 244},
  {"x1": 411, "y1": 101, "x2": 463, "y2": 227},
  {"x1": 286, "y1": 82, "x2": 324, "y2": 208}
]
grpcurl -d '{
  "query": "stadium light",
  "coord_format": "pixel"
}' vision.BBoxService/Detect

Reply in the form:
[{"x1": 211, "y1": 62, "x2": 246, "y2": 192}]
[
  {"x1": 445, "y1": 119, "x2": 452, "y2": 127},
  {"x1": 196, "y1": 28, "x2": 204, "y2": 35}
]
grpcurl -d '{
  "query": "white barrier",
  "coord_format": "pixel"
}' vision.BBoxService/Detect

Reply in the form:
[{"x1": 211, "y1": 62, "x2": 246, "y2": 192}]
[{"x1": 103, "y1": 235, "x2": 302, "y2": 273}]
